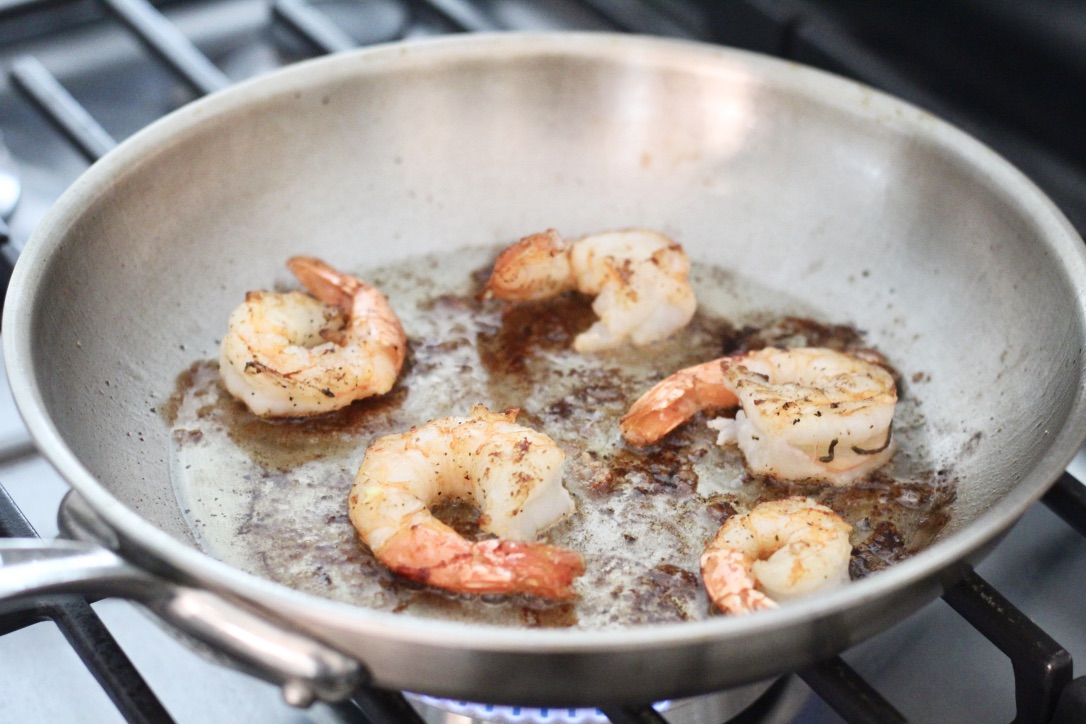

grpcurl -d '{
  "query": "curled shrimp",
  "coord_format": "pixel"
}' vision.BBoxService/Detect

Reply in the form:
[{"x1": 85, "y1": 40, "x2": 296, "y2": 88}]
[
  {"x1": 700, "y1": 497, "x2": 852, "y2": 615},
  {"x1": 219, "y1": 256, "x2": 406, "y2": 418},
  {"x1": 621, "y1": 347, "x2": 897, "y2": 484},
  {"x1": 482, "y1": 228, "x2": 697, "y2": 352},
  {"x1": 348, "y1": 405, "x2": 585, "y2": 599}
]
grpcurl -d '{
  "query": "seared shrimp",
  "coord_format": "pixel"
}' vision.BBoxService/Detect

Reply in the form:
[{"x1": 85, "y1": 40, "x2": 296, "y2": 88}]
[
  {"x1": 219, "y1": 256, "x2": 406, "y2": 417},
  {"x1": 348, "y1": 406, "x2": 585, "y2": 599},
  {"x1": 482, "y1": 228, "x2": 697, "y2": 352},
  {"x1": 621, "y1": 347, "x2": 897, "y2": 484},
  {"x1": 701, "y1": 497, "x2": 852, "y2": 615}
]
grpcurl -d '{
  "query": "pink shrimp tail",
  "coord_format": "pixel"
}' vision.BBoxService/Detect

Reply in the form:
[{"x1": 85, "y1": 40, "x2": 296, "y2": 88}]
[
  {"x1": 287, "y1": 255, "x2": 363, "y2": 309},
  {"x1": 482, "y1": 229, "x2": 572, "y2": 302},
  {"x1": 700, "y1": 547, "x2": 777, "y2": 615},
  {"x1": 620, "y1": 359, "x2": 738, "y2": 446},
  {"x1": 287, "y1": 255, "x2": 407, "y2": 372},
  {"x1": 379, "y1": 525, "x2": 586, "y2": 600}
]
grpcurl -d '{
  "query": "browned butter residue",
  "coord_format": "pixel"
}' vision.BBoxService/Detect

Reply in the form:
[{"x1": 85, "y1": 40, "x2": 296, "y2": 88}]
[{"x1": 165, "y1": 250, "x2": 956, "y2": 629}]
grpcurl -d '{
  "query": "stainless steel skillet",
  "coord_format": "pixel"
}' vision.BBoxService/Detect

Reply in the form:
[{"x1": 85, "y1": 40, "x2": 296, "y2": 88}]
[{"x1": 2, "y1": 32, "x2": 1086, "y2": 708}]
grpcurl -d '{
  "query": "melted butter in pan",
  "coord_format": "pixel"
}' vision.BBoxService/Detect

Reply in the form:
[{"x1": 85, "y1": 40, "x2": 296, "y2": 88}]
[{"x1": 166, "y1": 247, "x2": 954, "y2": 629}]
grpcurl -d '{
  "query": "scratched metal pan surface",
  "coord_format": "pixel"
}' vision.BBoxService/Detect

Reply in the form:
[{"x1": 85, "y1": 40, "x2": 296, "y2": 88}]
[{"x1": 5, "y1": 33, "x2": 1086, "y2": 706}]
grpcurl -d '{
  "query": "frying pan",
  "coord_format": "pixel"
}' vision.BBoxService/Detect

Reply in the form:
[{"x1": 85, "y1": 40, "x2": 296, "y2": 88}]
[{"x1": 3, "y1": 33, "x2": 1086, "y2": 708}]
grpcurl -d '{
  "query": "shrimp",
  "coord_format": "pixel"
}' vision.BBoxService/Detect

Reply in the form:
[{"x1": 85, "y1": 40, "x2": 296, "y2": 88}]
[
  {"x1": 700, "y1": 497, "x2": 852, "y2": 615},
  {"x1": 621, "y1": 347, "x2": 897, "y2": 485},
  {"x1": 348, "y1": 405, "x2": 585, "y2": 599},
  {"x1": 482, "y1": 228, "x2": 697, "y2": 352},
  {"x1": 219, "y1": 256, "x2": 406, "y2": 417}
]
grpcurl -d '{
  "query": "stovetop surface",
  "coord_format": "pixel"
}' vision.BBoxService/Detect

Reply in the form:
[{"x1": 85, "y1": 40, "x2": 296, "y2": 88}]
[{"x1": 1, "y1": 1, "x2": 1085, "y2": 721}]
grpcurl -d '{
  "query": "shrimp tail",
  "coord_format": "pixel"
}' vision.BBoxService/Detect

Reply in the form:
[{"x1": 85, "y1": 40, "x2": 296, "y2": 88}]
[
  {"x1": 380, "y1": 526, "x2": 586, "y2": 600},
  {"x1": 482, "y1": 229, "x2": 573, "y2": 302},
  {"x1": 700, "y1": 547, "x2": 777, "y2": 615},
  {"x1": 287, "y1": 255, "x2": 362, "y2": 308},
  {"x1": 620, "y1": 359, "x2": 738, "y2": 446},
  {"x1": 288, "y1": 254, "x2": 407, "y2": 375}
]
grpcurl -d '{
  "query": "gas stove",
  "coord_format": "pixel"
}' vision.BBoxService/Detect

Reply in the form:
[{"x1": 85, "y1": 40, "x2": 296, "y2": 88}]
[{"x1": 2, "y1": 1, "x2": 1086, "y2": 722}]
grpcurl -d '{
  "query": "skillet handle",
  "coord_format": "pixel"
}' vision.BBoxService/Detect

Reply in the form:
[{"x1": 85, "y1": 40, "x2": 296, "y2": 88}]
[
  {"x1": 144, "y1": 572, "x2": 367, "y2": 707},
  {"x1": 0, "y1": 538, "x2": 366, "y2": 707}
]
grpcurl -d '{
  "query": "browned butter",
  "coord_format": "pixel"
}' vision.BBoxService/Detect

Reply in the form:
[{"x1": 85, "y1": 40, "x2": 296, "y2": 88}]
[{"x1": 166, "y1": 246, "x2": 954, "y2": 629}]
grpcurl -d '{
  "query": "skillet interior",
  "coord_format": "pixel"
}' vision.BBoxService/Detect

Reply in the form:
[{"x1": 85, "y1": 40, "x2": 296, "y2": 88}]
[{"x1": 6, "y1": 33, "x2": 1086, "y2": 703}]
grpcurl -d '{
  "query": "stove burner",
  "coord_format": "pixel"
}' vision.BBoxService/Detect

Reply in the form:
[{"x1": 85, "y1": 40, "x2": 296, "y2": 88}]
[
  {"x1": 410, "y1": 696, "x2": 655, "y2": 723},
  {"x1": 405, "y1": 677, "x2": 803, "y2": 724}
]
